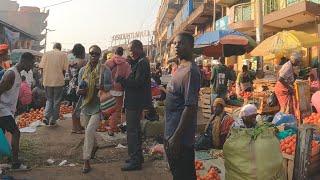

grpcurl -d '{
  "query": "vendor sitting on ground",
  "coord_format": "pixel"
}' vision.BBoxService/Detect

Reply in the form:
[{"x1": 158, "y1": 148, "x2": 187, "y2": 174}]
[
  {"x1": 206, "y1": 98, "x2": 234, "y2": 149},
  {"x1": 233, "y1": 104, "x2": 258, "y2": 128}
]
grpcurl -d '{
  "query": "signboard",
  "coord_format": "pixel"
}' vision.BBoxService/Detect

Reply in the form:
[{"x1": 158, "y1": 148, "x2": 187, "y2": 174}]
[
  {"x1": 216, "y1": 16, "x2": 229, "y2": 30},
  {"x1": 112, "y1": 30, "x2": 152, "y2": 41}
]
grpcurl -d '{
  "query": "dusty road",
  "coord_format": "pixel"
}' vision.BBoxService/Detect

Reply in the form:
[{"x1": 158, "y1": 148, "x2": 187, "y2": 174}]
[{"x1": 3, "y1": 118, "x2": 171, "y2": 180}]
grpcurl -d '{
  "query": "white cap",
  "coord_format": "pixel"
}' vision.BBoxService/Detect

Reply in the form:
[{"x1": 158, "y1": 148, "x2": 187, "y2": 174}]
[{"x1": 239, "y1": 104, "x2": 257, "y2": 118}]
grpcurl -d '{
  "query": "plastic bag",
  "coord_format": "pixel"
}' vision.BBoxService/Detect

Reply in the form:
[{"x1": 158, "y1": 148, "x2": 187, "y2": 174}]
[
  {"x1": 195, "y1": 124, "x2": 213, "y2": 151},
  {"x1": 272, "y1": 112, "x2": 296, "y2": 126},
  {"x1": 223, "y1": 127, "x2": 285, "y2": 180},
  {"x1": 0, "y1": 130, "x2": 12, "y2": 158}
]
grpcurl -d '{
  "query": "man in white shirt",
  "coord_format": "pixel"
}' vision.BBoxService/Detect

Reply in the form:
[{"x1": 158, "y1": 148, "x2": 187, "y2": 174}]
[{"x1": 39, "y1": 43, "x2": 69, "y2": 126}]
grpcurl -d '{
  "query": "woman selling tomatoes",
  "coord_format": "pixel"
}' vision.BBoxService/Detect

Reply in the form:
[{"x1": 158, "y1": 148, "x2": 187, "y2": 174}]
[{"x1": 274, "y1": 52, "x2": 301, "y2": 114}]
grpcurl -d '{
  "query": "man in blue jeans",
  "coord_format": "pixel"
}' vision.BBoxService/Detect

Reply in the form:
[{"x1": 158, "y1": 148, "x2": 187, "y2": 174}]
[
  {"x1": 39, "y1": 43, "x2": 69, "y2": 126},
  {"x1": 165, "y1": 33, "x2": 201, "y2": 180}
]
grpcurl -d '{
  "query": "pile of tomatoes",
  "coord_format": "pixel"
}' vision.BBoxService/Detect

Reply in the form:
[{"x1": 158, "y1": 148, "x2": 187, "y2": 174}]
[
  {"x1": 195, "y1": 160, "x2": 221, "y2": 180},
  {"x1": 239, "y1": 92, "x2": 252, "y2": 99},
  {"x1": 96, "y1": 121, "x2": 107, "y2": 132},
  {"x1": 280, "y1": 135, "x2": 319, "y2": 156},
  {"x1": 17, "y1": 108, "x2": 45, "y2": 129},
  {"x1": 60, "y1": 105, "x2": 73, "y2": 114},
  {"x1": 303, "y1": 113, "x2": 320, "y2": 125}
]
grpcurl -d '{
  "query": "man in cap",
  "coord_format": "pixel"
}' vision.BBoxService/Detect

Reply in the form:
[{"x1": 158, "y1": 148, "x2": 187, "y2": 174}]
[
  {"x1": 206, "y1": 98, "x2": 234, "y2": 149},
  {"x1": 275, "y1": 52, "x2": 301, "y2": 114},
  {"x1": 233, "y1": 104, "x2": 258, "y2": 128}
]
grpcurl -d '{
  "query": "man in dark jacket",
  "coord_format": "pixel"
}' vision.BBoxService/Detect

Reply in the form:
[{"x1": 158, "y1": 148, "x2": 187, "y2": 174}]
[{"x1": 117, "y1": 40, "x2": 151, "y2": 171}]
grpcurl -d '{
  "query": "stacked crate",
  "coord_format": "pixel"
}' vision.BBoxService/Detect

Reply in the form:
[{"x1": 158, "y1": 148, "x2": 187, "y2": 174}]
[{"x1": 199, "y1": 88, "x2": 211, "y2": 120}]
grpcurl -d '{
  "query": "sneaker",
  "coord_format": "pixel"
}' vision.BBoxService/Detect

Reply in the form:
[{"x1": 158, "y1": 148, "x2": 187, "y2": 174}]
[
  {"x1": 43, "y1": 120, "x2": 49, "y2": 126},
  {"x1": 49, "y1": 122, "x2": 57, "y2": 126}
]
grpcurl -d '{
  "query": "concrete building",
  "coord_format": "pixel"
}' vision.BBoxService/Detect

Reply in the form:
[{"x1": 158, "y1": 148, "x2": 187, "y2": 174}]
[
  {"x1": 217, "y1": 0, "x2": 320, "y2": 69},
  {"x1": 155, "y1": 0, "x2": 320, "y2": 68},
  {"x1": 0, "y1": 19, "x2": 37, "y2": 49},
  {"x1": 0, "y1": 0, "x2": 49, "y2": 51},
  {"x1": 155, "y1": 0, "x2": 224, "y2": 64}
]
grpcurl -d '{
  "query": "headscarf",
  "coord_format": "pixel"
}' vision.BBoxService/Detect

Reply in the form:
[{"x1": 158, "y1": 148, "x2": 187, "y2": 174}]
[
  {"x1": 213, "y1": 98, "x2": 226, "y2": 107},
  {"x1": 81, "y1": 63, "x2": 100, "y2": 107},
  {"x1": 239, "y1": 104, "x2": 257, "y2": 118}
]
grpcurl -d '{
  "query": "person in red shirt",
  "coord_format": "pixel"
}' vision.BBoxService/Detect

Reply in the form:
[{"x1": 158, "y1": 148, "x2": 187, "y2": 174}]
[{"x1": 18, "y1": 76, "x2": 32, "y2": 114}]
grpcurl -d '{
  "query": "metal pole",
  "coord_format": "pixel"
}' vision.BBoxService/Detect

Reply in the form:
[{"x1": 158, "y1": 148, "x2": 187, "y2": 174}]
[
  {"x1": 255, "y1": 0, "x2": 263, "y2": 43},
  {"x1": 44, "y1": 28, "x2": 48, "y2": 53},
  {"x1": 212, "y1": 0, "x2": 216, "y2": 31},
  {"x1": 255, "y1": 0, "x2": 264, "y2": 72}
]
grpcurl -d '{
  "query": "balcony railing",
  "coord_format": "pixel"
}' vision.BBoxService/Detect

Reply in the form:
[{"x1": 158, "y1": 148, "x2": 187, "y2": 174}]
[
  {"x1": 232, "y1": 0, "x2": 320, "y2": 23},
  {"x1": 172, "y1": 0, "x2": 205, "y2": 32},
  {"x1": 264, "y1": 0, "x2": 320, "y2": 15},
  {"x1": 234, "y1": 2, "x2": 253, "y2": 23}
]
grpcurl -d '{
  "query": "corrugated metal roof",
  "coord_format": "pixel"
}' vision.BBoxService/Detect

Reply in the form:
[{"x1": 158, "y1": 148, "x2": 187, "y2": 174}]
[{"x1": 0, "y1": 19, "x2": 37, "y2": 40}]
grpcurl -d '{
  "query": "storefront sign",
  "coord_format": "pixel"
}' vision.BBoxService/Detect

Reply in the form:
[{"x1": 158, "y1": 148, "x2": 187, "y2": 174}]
[
  {"x1": 112, "y1": 30, "x2": 151, "y2": 41},
  {"x1": 216, "y1": 16, "x2": 229, "y2": 30}
]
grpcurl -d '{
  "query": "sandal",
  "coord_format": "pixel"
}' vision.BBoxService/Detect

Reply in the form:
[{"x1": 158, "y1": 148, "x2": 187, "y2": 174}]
[
  {"x1": 71, "y1": 130, "x2": 84, "y2": 134},
  {"x1": 10, "y1": 162, "x2": 31, "y2": 172}
]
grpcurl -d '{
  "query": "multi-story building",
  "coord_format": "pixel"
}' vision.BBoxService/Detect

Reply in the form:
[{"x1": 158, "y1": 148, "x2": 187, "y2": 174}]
[
  {"x1": 0, "y1": 0, "x2": 49, "y2": 51},
  {"x1": 155, "y1": 0, "x2": 320, "y2": 68},
  {"x1": 0, "y1": 19, "x2": 37, "y2": 49},
  {"x1": 217, "y1": 0, "x2": 320, "y2": 68},
  {"x1": 155, "y1": 0, "x2": 227, "y2": 64}
]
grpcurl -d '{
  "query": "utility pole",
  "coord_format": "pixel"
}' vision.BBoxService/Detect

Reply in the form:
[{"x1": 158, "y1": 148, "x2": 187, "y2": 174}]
[
  {"x1": 44, "y1": 28, "x2": 55, "y2": 52},
  {"x1": 255, "y1": 0, "x2": 264, "y2": 73},
  {"x1": 255, "y1": 0, "x2": 263, "y2": 43},
  {"x1": 212, "y1": 0, "x2": 216, "y2": 31}
]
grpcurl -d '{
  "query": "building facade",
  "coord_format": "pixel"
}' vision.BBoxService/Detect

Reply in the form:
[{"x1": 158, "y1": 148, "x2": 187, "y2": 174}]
[
  {"x1": 0, "y1": 0, "x2": 49, "y2": 51},
  {"x1": 155, "y1": 0, "x2": 320, "y2": 68}
]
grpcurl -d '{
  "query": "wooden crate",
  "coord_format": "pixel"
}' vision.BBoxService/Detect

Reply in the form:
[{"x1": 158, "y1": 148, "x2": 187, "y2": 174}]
[
  {"x1": 254, "y1": 97, "x2": 280, "y2": 114},
  {"x1": 283, "y1": 153, "x2": 294, "y2": 180},
  {"x1": 202, "y1": 112, "x2": 211, "y2": 119}
]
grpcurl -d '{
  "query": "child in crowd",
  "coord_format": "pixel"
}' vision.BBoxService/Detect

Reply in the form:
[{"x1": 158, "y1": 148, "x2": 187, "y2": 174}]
[{"x1": 18, "y1": 76, "x2": 32, "y2": 114}]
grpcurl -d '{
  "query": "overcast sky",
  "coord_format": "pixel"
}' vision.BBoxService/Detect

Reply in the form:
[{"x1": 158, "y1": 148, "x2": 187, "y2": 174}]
[{"x1": 16, "y1": 0, "x2": 161, "y2": 51}]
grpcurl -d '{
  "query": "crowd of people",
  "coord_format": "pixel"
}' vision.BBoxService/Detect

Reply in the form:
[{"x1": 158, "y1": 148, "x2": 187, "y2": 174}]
[{"x1": 1, "y1": 29, "x2": 320, "y2": 180}]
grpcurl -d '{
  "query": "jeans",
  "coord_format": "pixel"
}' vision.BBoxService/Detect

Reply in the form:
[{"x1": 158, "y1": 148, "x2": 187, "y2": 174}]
[
  {"x1": 165, "y1": 144, "x2": 196, "y2": 180},
  {"x1": 44, "y1": 86, "x2": 64, "y2": 123},
  {"x1": 81, "y1": 113, "x2": 100, "y2": 160},
  {"x1": 126, "y1": 108, "x2": 143, "y2": 164}
]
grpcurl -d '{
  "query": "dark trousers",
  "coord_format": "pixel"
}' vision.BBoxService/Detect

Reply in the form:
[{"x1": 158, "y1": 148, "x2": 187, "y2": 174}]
[
  {"x1": 126, "y1": 108, "x2": 143, "y2": 164},
  {"x1": 165, "y1": 145, "x2": 196, "y2": 180}
]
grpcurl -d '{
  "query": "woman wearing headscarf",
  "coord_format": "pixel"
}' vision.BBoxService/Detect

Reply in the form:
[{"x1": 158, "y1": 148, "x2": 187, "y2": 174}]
[
  {"x1": 275, "y1": 52, "x2": 301, "y2": 114},
  {"x1": 77, "y1": 45, "x2": 112, "y2": 173},
  {"x1": 206, "y1": 98, "x2": 234, "y2": 149}
]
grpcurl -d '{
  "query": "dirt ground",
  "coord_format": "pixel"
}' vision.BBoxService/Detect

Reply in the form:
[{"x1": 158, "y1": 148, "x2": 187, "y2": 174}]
[{"x1": 2, "y1": 118, "x2": 172, "y2": 180}]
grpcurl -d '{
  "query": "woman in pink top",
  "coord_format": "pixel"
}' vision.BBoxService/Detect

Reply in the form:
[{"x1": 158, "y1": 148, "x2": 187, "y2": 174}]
[
  {"x1": 105, "y1": 47, "x2": 131, "y2": 135},
  {"x1": 312, "y1": 91, "x2": 320, "y2": 113},
  {"x1": 18, "y1": 75, "x2": 32, "y2": 113}
]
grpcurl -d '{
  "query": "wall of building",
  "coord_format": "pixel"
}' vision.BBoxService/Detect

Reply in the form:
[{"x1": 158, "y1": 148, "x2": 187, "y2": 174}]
[{"x1": 0, "y1": 0, "x2": 19, "y2": 11}]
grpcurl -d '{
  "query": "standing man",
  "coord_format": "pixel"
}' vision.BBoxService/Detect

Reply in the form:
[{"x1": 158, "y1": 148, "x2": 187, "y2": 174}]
[
  {"x1": 164, "y1": 33, "x2": 201, "y2": 180},
  {"x1": 117, "y1": 40, "x2": 151, "y2": 171},
  {"x1": 39, "y1": 43, "x2": 69, "y2": 126},
  {"x1": 210, "y1": 57, "x2": 234, "y2": 102},
  {"x1": 0, "y1": 52, "x2": 34, "y2": 170}
]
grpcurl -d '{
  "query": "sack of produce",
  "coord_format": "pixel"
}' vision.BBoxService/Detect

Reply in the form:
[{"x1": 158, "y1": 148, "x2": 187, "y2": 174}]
[{"x1": 223, "y1": 124, "x2": 285, "y2": 180}]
